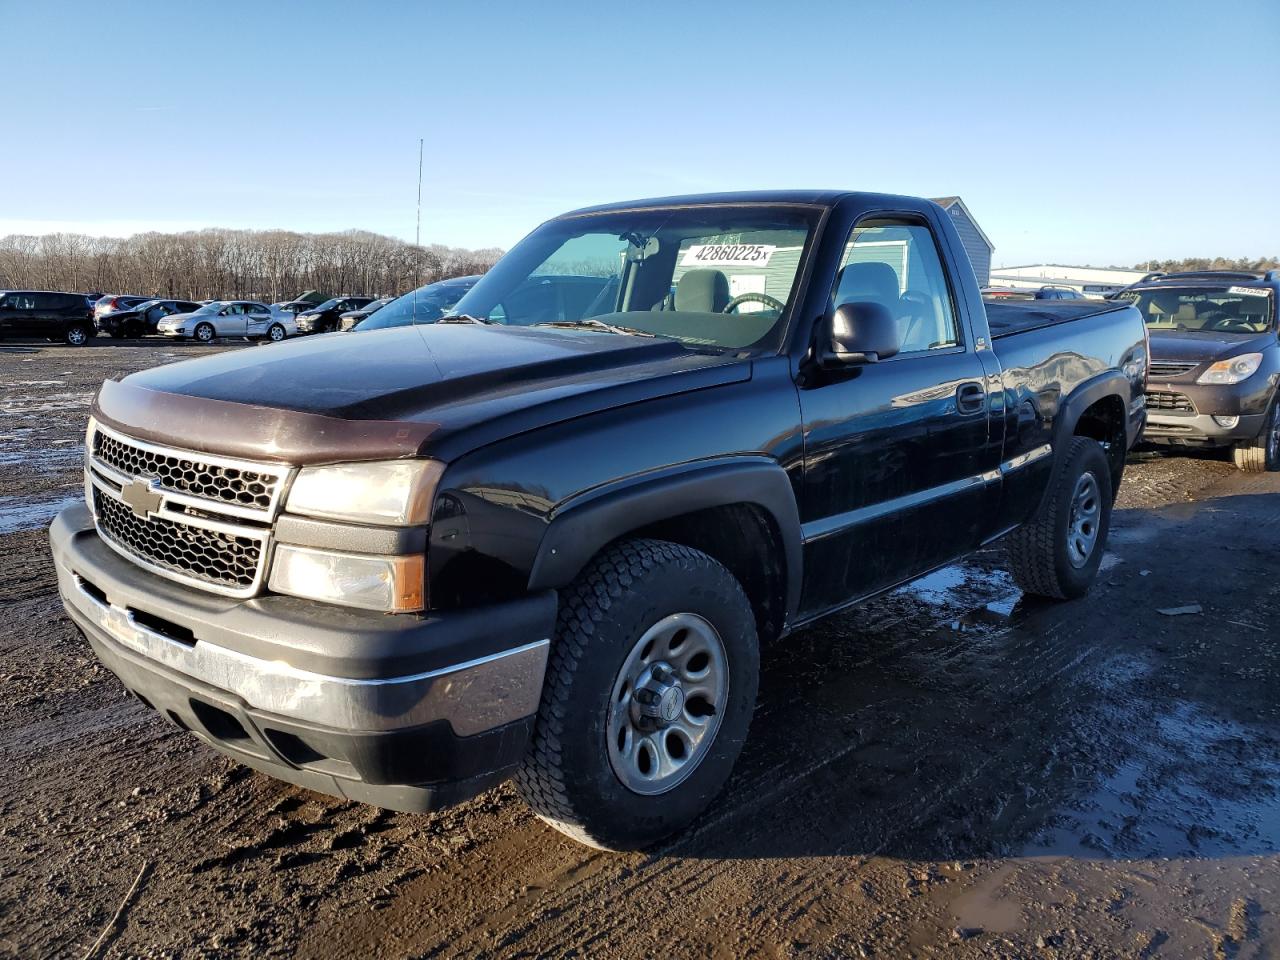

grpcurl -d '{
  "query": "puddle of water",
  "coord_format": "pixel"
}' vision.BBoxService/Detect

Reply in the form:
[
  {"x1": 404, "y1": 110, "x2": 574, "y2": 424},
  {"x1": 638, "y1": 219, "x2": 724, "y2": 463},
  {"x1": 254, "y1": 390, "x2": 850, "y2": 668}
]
[
  {"x1": 951, "y1": 863, "x2": 1022, "y2": 934},
  {"x1": 0, "y1": 392, "x2": 94, "y2": 416},
  {"x1": 0, "y1": 494, "x2": 82, "y2": 534},
  {"x1": 0, "y1": 444, "x2": 84, "y2": 468},
  {"x1": 898, "y1": 564, "x2": 1023, "y2": 630},
  {"x1": 1023, "y1": 702, "x2": 1280, "y2": 860}
]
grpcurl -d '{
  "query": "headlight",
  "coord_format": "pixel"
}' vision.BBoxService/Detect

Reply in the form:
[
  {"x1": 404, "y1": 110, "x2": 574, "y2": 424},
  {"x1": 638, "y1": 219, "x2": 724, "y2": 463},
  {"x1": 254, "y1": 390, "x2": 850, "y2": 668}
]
[
  {"x1": 269, "y1": 545, "x2": 424, "y2": 612},
  {"x1": 1198, "y1": 353, "x2": 1262, "y2": 385},
  {"x1": 286, "y1": 459, "x2": 443, "y2": 525}
]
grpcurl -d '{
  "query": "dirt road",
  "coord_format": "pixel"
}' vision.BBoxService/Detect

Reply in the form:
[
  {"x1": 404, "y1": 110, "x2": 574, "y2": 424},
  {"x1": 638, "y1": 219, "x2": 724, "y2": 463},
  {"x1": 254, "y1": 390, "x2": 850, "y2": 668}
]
[{"x1": 2, "y1": 342, "x2": 1278, "y2": 959}]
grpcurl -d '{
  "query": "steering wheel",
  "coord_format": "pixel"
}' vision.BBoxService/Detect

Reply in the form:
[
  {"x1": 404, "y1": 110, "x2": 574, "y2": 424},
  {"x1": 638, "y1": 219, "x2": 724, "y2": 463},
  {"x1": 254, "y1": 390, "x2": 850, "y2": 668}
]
[{"x1": 722, "y1": 292, "x2": 786, "y2": 314}]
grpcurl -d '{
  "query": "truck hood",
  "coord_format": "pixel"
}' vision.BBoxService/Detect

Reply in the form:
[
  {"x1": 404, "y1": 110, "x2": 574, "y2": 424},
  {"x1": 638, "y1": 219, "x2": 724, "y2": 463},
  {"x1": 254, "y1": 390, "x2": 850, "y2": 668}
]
[
  {"x1": 93, "y1": 325, "x2": 750, "y2": 464},
  {"x1": 1147, "y1": 329, "x2": 1275, "y2": 365}
]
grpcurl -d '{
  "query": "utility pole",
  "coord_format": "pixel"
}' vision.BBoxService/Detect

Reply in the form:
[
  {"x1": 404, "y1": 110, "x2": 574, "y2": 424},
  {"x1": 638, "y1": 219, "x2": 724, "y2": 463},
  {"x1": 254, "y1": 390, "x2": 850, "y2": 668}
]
[
  {"x1": 415, "y1": 138, "x2": 424, "y2": 248},
  {"x1": 414, "y1": 137, "x2": 424, "y2": 292}
]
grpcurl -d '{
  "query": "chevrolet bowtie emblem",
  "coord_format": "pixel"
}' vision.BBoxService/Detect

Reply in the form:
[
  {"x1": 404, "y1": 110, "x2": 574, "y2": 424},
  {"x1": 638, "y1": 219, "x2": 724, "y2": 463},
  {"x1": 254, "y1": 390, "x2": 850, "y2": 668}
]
[{"x1": 120, "y1": 478, "x2": 164, "y2": 520}]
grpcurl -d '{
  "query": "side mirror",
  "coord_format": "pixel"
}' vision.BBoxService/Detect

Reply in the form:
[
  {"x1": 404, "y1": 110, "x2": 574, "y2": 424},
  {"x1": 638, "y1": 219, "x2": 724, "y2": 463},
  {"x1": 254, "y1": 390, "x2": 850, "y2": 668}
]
[{"x1": 821, "y1": 301, "x2": 900, "y2": 366}]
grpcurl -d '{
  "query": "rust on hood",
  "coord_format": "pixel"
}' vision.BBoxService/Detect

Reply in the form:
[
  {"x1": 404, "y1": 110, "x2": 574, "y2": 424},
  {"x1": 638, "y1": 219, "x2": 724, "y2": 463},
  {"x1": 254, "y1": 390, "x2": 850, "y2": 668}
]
[{"x1": 92, "y1": 379, "x2": 440, "y2": 465}]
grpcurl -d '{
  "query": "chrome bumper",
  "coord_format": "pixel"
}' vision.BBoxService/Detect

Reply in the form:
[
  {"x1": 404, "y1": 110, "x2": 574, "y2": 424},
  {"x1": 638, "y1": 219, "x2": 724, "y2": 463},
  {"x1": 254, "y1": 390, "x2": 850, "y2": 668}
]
[{"x1": 50, "y1": 503, "x2": 551, "y2": 736}]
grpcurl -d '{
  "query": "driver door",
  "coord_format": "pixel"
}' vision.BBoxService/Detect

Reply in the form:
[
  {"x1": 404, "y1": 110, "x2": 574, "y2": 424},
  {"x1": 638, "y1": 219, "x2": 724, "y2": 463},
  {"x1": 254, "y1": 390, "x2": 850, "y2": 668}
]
[
  {"x1": 218, "y1": 303, "x2": 249, "y2": 336},
  {"x1": 797, "y1": 216, "x2": 1001, "y2": 617}
]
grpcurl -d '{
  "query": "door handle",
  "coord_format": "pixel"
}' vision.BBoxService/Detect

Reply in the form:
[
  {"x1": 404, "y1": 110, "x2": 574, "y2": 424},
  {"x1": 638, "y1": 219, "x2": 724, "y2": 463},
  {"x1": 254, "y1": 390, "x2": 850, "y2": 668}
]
[{"x1": 956, "y1": 382, "x2": 986, "y2": 415}]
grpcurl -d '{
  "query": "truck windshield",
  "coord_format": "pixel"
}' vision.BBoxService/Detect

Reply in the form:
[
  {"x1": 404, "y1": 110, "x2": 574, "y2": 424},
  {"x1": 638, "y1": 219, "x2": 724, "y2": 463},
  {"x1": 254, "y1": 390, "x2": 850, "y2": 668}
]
[
  {"x1": 449, "y1": 205, "x2": 820, "y2": 352},
  {"x1": 1122, "y1": 286, "x2": 1274, "y2": 335}
]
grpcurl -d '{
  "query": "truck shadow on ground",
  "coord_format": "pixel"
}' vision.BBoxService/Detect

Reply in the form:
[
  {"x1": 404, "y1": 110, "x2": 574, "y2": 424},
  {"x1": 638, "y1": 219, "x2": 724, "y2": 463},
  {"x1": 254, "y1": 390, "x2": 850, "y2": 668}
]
[{"x1": 664, "y1": 490, "x2": 1280, "y2": 864}]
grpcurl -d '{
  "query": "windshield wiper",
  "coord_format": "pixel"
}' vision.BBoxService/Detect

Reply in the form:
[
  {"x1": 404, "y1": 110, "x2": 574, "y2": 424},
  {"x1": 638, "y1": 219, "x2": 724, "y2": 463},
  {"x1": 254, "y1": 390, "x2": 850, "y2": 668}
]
[
  {"x1": 437, "y1": 313, "x2": 495, "y2": 325},
  {"x1": 532, "y1": 318, "x2": 656, "y2": 338}
]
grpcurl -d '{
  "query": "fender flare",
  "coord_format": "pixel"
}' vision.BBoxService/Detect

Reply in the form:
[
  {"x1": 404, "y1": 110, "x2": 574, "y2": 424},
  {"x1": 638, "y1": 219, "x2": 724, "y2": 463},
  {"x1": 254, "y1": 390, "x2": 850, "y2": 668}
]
[
  {"x1": 527, "y1": 457, "x2": 803, "y2": 624},
  {"x1": 1040, "y1": 369, "x2": 1131, "y2": 509}
]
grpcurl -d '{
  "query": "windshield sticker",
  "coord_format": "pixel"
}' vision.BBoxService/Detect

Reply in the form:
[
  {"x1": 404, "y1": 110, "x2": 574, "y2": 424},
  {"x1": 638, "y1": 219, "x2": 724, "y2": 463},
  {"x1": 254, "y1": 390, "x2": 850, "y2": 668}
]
[
  {"x1": 1228, "y1": 286, "x2": 1268, "y2": 298},
  {"x1": 681, "y1": 243, "x2": 776, "y2": 268}
]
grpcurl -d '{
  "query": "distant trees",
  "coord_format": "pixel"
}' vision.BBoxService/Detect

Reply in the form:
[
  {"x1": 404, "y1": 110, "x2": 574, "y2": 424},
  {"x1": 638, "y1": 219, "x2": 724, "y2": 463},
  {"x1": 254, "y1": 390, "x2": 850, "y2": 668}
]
[
  {"x1": 1132, "y1": 256, "x2": 1279, "y2": 273},
  {"x1": 0, "y1": 228, "x2": 504, "y2": 300}
]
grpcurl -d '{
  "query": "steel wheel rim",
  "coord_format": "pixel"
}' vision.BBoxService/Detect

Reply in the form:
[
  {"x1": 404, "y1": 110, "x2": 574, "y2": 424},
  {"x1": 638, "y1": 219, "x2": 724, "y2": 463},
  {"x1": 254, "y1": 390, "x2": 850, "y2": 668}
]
[
  {"x1": 606, "y1": 612, "x2": 729, "y2": 796},
  {"x1": 1067, "y1": 471, "x2": 1101, "y2": 568}
]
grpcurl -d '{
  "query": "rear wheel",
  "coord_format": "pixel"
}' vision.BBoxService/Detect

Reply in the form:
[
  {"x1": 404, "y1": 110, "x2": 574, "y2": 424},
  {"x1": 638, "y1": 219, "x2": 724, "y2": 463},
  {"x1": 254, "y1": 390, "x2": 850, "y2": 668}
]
[
  {"x1": 65, "y1": 324, "x2": 91, "y2": 346},
  {"x1": 193, "y1": 322, "x2": 216, "y2": 343},
  {"x1": 1232, "y1": 399, "x2": 1280, "y2": 472},
  {"x1": 516, "y1": 538, "x2": 759, "y2": 850},
  {"x1": 1005, "y1": 437, "x2": 1113, "y2": 600}
]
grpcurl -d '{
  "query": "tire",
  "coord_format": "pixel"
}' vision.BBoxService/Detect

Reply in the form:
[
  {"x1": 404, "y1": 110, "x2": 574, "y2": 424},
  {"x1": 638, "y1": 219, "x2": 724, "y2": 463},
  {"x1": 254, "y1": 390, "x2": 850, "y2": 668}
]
[
  {"x1": 1005, "y1": 436, "x2": 1113, "y2": 600},
  {"x1": 267, "y1": 323, "x2": 286, "y2": 342},
  {"x1": 516, "y1": 538, "x2": 759, "y2": 851},
  {"x1": 1232, "y1": 399, "x2": 1280, "y2": 472},
  {"x1": 193, "y1": 322, "x2": 216, "y2": 343},
  {"x1": 64, "y1": 324, "x2": 91, "y2": 347}
]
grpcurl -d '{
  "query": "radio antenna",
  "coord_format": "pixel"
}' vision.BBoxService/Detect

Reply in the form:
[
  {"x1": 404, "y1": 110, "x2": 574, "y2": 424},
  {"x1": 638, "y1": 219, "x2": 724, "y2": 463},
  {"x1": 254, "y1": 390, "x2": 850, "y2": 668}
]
[{"x1": 413, "y1": 137, "x2": 423, "y2": 320}]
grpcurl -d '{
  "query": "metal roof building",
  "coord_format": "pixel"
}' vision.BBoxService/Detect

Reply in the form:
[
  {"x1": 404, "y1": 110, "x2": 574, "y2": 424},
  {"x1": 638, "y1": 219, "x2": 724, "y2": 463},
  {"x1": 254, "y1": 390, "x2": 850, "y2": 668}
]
[
  {"x1": 988, "y1": 264, "x2": 1149, "y2": 298},
  {"x1": 931, "y1": 197, "x2": 993, "y2": 286}
]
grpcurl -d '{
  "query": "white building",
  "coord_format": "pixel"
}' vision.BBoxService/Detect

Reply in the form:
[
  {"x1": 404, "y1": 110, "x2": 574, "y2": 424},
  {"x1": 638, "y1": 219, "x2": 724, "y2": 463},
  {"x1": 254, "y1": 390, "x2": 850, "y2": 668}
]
[{"x1": 988, "y1": 264, "x2": 1148, "y2": 299}]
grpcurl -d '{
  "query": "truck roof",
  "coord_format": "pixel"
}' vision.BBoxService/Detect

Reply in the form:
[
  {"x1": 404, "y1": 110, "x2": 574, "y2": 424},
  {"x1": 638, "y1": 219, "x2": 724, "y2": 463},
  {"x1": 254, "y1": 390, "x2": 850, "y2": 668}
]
[{"x1": 557, "y1": 190, "x2": 928, "y2": 217}]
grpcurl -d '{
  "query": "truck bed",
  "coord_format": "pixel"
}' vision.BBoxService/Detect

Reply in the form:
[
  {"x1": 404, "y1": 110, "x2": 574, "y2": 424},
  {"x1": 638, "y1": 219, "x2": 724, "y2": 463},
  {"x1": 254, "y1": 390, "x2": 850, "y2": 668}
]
[{"x1": 983, "y1": 299, "x2": 1129, "y2": 340}]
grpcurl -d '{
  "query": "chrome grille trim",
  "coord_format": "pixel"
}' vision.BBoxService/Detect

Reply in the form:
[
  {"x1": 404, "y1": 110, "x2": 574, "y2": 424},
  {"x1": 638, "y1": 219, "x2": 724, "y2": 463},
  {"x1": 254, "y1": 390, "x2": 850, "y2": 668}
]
[
  {"x1": 85, "y1": 424, "x2": 293, "y2": 598},
  {"x1": 90, "y1": 421, "x2": 290, "y2": 521},
  {"x1": 1148, "y1": 359, "x2": 1199, "y2": 379}
]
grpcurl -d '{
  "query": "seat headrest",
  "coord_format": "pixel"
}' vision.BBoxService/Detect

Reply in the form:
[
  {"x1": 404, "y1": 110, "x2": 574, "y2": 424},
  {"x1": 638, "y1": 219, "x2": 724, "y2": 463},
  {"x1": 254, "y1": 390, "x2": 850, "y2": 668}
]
[
  {"x1": 675, "y1": 269, "x2": 730, "y2": 312},
  {"x1": 833, "y1": 261, "x2": 900, "y2": 308}
]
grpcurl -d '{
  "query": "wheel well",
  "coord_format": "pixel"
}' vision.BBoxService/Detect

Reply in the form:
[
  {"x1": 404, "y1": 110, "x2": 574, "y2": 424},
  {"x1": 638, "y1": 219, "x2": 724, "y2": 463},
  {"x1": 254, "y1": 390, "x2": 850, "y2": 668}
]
[
  {"x1": 1072, "y1": 394, "x2": 1126, "y2": 488},
  {"x1": 628, "y1": 503, "x2": 788, "y2": 643}
]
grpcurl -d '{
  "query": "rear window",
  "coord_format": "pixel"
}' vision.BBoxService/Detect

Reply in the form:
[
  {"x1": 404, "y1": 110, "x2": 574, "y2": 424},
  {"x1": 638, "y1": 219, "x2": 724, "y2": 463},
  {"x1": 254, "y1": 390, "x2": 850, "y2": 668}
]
[{"x1": 1121, "y1": 286, "x2": 1274, "y2": 335}]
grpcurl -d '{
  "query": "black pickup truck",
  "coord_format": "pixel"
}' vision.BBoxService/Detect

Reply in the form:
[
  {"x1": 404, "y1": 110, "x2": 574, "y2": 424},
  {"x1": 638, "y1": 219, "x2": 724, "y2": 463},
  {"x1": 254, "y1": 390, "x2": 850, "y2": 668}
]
[{"x1": 50, "y1": 191, "x2": 1148, "y2": 850}]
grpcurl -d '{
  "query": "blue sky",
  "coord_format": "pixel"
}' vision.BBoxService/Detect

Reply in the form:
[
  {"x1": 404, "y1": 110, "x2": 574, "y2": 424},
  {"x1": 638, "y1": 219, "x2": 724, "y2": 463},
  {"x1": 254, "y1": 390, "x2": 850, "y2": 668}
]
[{"x1": 3, "y1": 0, "x2": 1277, "y2": 266}]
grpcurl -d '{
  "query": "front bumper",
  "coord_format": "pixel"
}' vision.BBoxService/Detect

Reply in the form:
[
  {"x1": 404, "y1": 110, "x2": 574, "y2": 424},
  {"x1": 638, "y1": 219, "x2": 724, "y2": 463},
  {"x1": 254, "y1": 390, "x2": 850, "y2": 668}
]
[
  {"x1": 1144, "y1": 377, "x2": 1273, "y2": 446},
  {"x1": 1144, "y1": 411, "x2": 1265, "y2": 445},
  {"x1": 50, "y1": 504, "x2": 554, "y2": 811}
]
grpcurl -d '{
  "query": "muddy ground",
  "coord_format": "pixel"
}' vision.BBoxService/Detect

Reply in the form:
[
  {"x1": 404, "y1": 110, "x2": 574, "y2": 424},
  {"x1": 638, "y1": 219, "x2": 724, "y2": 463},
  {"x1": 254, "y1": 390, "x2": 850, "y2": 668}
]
[{"x1": 2, "y1": 340, "x2": 1278, "y2": 959}]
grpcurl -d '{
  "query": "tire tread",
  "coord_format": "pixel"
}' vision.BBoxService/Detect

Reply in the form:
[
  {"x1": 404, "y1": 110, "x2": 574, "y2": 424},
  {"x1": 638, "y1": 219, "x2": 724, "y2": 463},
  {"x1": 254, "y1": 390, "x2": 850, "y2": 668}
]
[{"x1": 515, "y1": 538, "x2": 740, "y2": 849}]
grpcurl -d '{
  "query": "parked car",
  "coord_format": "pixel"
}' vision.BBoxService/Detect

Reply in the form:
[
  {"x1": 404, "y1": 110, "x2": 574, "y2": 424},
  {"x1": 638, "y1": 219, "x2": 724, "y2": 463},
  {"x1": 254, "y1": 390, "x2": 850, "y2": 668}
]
[
  {"x1": 1119, "y1": 270, "x2": 1279, "y2": 471},
  {"x1": 295, "y1": 296, "x2": 378, "y2": 335},
  {"x1": 155, "y1": 300, "x2": 294, "y2": 342},
  {"x1": 347, "y1": 277, "x2": 481, "y2": 332},
  {"x1": 272, "y1": 300, "x2": 317, "y2": 317},
  {"x1": 93, "y1": 295, "x2": 151, "y2": 325},
  {"x1": 95, "y1": 299, "x2": 203, "y2": 338},
  {"x1": 983, "y1": 285, "x2": 1083, "y2": 301},
  {"x1": 337, "y1": 297, "x2": 395, "y2": 331},
  {"x1": 0, "y1": 289, "x2": 96, "y2": 345},
  {"x1": 52, "y1": 190, "x2": 1147, "y2": 850}
]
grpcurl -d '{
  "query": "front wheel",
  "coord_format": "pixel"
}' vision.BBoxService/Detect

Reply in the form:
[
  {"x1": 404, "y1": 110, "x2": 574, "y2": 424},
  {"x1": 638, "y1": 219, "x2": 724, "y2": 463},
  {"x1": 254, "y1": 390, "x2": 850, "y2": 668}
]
[
  {"x1": 267, "y1": 323, "x2": 286, "y2": 342},
  {"x1": 516, "y1": 539, "x2": 759, "y2": 850},
  {"x1": 193, "y1": 322, "x2": 216, "y2": 343},
  {"x1": 1232, "y1": 399, "x2": 1280, "y2": 472},
  {"x1": 1005, "y1": 436, "x2": 1113, "y2": 600}
]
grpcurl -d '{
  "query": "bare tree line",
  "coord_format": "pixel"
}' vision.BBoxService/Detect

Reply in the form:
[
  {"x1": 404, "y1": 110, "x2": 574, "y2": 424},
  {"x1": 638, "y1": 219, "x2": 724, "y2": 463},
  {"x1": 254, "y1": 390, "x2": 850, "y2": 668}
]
[
  {"x1": 0, "y1": 229, "x2": 505, "y2": 301},
  {"x1": 1132, "y1": 256, "x2": 1279, "y2": 273}
]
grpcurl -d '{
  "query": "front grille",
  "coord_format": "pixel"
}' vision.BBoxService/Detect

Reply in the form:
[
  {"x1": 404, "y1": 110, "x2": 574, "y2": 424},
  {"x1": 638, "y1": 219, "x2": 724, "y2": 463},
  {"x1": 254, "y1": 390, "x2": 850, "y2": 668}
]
[
  {"x1": 94, "y1": 430, "x2": 281, "y2": 511},
  {"x1": 1146, "y1": 391, "x2": 1196, "y2": 413},
  {"x1": 1148, "y1": 360, "x2": 1199, "y2": 379},
  {"x1": 94, "y1": 489, "x2": 264, "y2": 590},
  {"x1": 86, "y1": 424, "x2": 289, "y2": 597}
]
